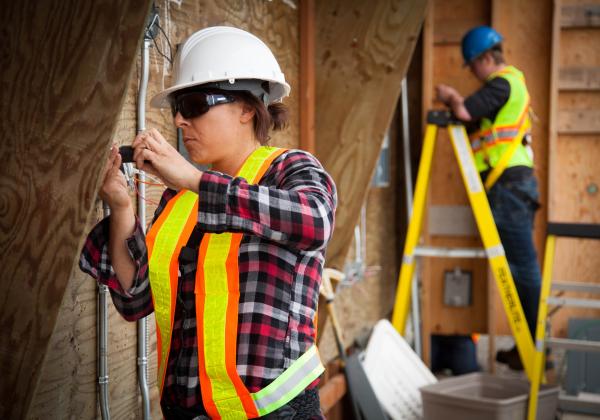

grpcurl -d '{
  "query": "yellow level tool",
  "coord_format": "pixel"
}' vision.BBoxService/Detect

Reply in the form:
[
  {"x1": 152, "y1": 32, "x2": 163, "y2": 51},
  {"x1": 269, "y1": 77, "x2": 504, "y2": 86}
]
[
  {"x1": 527, "y1": 223, "x2": 600, "y2": 420},
  {"x1": 391, "y1": 110, "x2": 535, "y2": 381}
]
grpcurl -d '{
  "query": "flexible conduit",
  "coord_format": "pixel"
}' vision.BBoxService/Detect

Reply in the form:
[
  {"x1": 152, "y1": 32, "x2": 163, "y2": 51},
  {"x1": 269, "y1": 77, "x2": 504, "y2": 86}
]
[
  {"x1": 136, "y1": 37, "x2": 152, "y2": 420},
  {"x1": 99, "y1": 203, "x2": 111, "y2": 420}
]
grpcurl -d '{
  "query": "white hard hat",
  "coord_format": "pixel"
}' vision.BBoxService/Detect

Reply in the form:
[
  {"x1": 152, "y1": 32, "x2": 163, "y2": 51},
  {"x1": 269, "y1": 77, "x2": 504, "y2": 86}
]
[{"x1": 150, "y1": 26, "x2": 290, "y2": 108}]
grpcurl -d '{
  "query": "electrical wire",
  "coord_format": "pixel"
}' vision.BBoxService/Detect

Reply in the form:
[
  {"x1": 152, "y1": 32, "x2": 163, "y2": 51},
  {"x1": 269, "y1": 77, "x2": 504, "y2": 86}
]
[
  {"x1": 150, "y1": 19, "x2": 173, "y2": 65},
  {"x1": 134, "y1": 181, "x2": 161, "y2": 206}
]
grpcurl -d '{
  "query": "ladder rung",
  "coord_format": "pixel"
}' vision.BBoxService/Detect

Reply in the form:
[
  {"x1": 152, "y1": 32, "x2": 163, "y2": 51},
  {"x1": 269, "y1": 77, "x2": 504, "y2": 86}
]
[
  {"x1": 552, "y1": 282, "x2": 600, "y2": 294},
  {"x1": 547, "y1": 222, "x2": 600, "y2": 239},
  {"x1": 546, "y1": 338, "x2": 600, "y2": 352},
  {"x1": 547, "y1": 296, "x2": 600, "y2": 309},
  {"x1": 413, "y1": 246, "x2": 487, "y2": 258}
]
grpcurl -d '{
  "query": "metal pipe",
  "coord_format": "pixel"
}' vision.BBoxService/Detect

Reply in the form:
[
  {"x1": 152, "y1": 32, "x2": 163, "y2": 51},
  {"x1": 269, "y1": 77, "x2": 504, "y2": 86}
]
[
  {"x1": 401, "y1": 77, "x2": 422, "y2": 357},
  {"x1": 136, "y1": 37, "x2": 151, "y2": 420},
  {"x1": 99, "y1": 203, "x2": 111, "y2": 420}
]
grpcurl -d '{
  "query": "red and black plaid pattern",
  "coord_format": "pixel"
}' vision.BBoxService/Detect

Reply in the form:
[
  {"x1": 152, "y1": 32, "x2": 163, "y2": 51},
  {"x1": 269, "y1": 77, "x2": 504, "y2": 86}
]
[{"x1": 79, "y1": 150, "x2": 336, "y2": 411}]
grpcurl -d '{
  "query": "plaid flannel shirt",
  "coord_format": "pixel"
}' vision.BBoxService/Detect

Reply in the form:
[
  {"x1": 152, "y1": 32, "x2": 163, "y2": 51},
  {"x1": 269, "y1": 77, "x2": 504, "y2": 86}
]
[{"x1": 79, "y1": 150, "x2": 337, "y2": 411}]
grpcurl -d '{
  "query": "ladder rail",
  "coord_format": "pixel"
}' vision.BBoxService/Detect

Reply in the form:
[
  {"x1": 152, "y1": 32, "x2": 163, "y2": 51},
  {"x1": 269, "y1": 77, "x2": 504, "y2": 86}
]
[
  {"x1": 528, "y1": 227, "x2": 600, "y2": 420},
  {"x1": 392, "y1": 113, "x2": 536, "y2": 383}
]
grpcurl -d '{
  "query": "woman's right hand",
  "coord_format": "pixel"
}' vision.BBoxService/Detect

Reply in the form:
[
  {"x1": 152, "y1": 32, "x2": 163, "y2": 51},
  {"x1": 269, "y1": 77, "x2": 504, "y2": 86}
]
[{"x1": 99, "y1": 144, "x2": 132, "y2": 211}]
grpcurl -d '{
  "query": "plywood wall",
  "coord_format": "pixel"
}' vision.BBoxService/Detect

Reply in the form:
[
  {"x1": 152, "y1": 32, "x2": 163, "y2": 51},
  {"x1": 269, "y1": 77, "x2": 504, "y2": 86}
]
[
  {"x1": 315, "y1": 0, "x2": 427, "y2": 269},
  {"x1": 0, "y1": 1, "x2": 152, "y2": 418},
  {"x1": 27, "y1": 1, "x2": 299, "y2": 418}
]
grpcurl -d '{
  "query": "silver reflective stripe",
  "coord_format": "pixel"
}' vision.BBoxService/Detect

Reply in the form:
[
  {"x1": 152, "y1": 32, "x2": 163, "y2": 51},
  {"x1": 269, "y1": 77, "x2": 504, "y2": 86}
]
[
  {"x1": 450, "y1": 126, "x2": 483, "y2": 194},
  {"x1": 486, "y1": 245, "x2": 505, "y2": 258},
  {"x1": 483, "y1": 129, "x2": 519, "y2": 142},
  {"x1": 252, "y1": 345, "x2": 324, "y2": 415},
  {"x1": 402, "y1": 254, "x2": 414, "y2": 265},
  {"x1": 536, "y1": 339, "x2": 544, "y2": 352}
]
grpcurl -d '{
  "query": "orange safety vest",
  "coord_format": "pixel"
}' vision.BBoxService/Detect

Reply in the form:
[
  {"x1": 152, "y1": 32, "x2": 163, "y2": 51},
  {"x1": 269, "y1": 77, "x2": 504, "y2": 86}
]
[{"x1": 146, "y1": 146, "x2": 325, "y2": 419}]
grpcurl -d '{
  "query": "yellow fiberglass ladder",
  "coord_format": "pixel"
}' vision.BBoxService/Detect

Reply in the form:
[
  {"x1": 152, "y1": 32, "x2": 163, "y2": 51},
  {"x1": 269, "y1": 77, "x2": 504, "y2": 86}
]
[
  {"x1": 391, "y1": 110, "x2": 536, "y2": 382},
  {"x1": 528, "y1": 223, "x2": 600, "y2": 420}
]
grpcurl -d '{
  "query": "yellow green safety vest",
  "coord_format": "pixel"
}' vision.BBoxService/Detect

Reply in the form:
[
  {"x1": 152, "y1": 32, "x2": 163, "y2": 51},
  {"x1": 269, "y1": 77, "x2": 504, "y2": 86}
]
[
  {"x1": 471, "y1": 65, "x2": 534, "y2": 173},
  {"x1": 146, "y1": 146, "x2": 325, "y2": 419}
]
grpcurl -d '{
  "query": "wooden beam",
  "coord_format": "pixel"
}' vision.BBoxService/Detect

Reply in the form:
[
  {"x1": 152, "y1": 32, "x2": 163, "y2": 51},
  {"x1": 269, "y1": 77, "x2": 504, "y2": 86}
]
[
  {"x1": 319, "y1": 373, "x2": 347, "y2": 414},
  {"x1": 300, "y1": 0, "x2": 316, "y2": 154},
  {"x1": 549, "y1": 0, "x2": 562, "y2": 221},
  {"x1": 561, "y1": 4, "x2": 600, "y2": 28},
  {"x1": 315, "y1": 0, "x2": 428, "y2": 269},
  {"x1": 0, "y1": 1, "x2": 151, "y2": 418},
  {"x1": 559, "y1": 67, "x2": 600, "y2": 91},
  {"x1": 558, "y1": 109, "x2": 600, "y2": 134}
]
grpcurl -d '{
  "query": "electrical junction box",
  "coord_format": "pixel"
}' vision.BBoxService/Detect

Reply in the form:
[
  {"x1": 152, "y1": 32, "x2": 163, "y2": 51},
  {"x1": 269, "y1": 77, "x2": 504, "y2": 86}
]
[{"x1": 443, "y1": 268, "x2": 472, "y2": 307}]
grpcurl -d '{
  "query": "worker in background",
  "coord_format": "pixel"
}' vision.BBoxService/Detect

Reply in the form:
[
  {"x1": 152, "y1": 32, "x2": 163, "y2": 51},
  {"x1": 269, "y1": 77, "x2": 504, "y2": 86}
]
[
  {"x1": 80, "y1": 26, "x2": 336, "y2": 419},
  {"x1": 435, "y1": 26, "x2": 542, "y2": 371}
]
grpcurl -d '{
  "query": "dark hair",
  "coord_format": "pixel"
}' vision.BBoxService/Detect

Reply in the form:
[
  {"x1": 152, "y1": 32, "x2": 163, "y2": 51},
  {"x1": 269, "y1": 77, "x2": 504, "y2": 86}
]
[
  {"x1": 229, "y1": 91, "x2": 289, "y2": 144},
  {"x1": 489, "y1": 44, "x2": 505, "y2": 65}
]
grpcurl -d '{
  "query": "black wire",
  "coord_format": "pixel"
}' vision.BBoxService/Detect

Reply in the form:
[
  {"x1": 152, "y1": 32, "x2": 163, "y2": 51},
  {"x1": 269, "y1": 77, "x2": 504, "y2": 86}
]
[
  {"x1": 153, "y1": 21, "x2": 173, "y2": 65},
  {"x1": 152, "y1": 35, "x2": 172, "y2": 65}
]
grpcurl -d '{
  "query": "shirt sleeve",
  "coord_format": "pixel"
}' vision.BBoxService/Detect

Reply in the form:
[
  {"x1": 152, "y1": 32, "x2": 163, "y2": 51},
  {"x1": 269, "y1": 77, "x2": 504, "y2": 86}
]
[
  {"x1": 79, "y1": 215, "x2": 154, "y2": 321},
  {"x1": 464, "y1": 77, "x2": 511, "y2": 121},
  {"x1": 197, "y1": 150, "x2": 337, "y2": 252},
  {"x1": 79, "y1": 189, "x2": 179, "y2": 320}
]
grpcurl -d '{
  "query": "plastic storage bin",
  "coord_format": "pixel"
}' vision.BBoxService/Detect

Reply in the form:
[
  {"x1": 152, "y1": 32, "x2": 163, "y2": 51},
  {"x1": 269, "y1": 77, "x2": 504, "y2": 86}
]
[{"x1": 420, "y1": 372, "x2": 559, "y2": 420}]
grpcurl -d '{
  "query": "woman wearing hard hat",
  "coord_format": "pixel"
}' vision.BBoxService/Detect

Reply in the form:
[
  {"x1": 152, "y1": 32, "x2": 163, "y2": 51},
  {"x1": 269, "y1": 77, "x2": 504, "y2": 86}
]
[{"x1": 80, "y1": 26, "x2": 336, "y2": 419}]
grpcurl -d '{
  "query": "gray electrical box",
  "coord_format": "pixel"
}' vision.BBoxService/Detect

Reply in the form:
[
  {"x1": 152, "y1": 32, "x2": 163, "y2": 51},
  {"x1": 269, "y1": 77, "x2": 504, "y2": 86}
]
[{"x1": 443, "y1": 268, "x2": 472, "y2": 307}]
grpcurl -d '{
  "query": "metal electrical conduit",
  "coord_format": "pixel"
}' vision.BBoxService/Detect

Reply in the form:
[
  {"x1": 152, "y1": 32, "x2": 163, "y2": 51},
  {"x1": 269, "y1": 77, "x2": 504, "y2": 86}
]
[
  {"x1": 99, "y1": 204, "x2": 111, "y2": 420},
  {"x1": 136, "y1": 35, "x2": 152, "y2": 420},
  {"x1": 97, "y1": 28, "x2": 154, "y2": 420}
]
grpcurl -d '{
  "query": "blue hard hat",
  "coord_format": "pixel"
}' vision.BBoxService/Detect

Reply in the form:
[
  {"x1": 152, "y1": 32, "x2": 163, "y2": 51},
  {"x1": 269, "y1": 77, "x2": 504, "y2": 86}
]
[{"x1": 461, "y1": 26, "x2": 503, "y2": 64}]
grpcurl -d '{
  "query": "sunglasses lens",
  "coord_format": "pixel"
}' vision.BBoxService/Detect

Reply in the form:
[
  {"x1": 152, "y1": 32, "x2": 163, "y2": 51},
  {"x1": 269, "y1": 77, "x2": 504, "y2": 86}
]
[{"x1": 171, "y1": 93, "x2": 210, "y2": 118}]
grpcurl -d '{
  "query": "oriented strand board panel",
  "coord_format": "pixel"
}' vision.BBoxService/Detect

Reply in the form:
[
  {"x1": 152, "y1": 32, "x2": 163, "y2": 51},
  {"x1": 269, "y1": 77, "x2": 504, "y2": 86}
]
[
  {"x1": 27, "y1": 1, "x2": 300, "y2": 418},
  {"x1": 315, "y1": 0, "x2": 427, "y2": 269},
  {"x1": 0, "y1": 1, "x2": 152, "y2": 418}
]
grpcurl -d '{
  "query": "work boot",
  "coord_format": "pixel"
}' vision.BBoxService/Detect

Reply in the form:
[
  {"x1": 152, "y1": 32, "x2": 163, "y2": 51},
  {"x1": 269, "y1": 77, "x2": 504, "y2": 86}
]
[
  {"x1": 495, "y1": 346, "x2": 516, "y2": 365},
  {"x1": 496, "y1": 346, "x2": 553, "y2": 371}
]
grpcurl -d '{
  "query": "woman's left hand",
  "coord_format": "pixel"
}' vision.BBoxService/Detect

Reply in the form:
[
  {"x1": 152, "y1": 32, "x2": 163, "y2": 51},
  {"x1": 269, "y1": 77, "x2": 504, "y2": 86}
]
[{"x1": 132, "y1": 128, "x2": 202, "y2": 192}]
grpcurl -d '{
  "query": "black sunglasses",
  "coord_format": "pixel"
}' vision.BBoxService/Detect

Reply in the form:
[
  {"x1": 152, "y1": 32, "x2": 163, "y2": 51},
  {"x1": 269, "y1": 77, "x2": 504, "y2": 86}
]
[{"x1": 170, "y1": 92, "x2": 236, "y2": 119}]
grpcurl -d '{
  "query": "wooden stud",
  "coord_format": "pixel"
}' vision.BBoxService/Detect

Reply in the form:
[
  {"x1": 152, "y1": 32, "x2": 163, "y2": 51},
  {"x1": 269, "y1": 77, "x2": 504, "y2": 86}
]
[
  {"x1": 558, "y1": 109, "x2": 600, "y2": 133},
  {"x1": 559, "y1": 67, "x2": 600, "y2": 90},
  {"x1": 549, "y1": 0, "x2": 562, "y2": 221},
  {"x1": 561, "y1": 4, "x2": 600, "y2": 28}
]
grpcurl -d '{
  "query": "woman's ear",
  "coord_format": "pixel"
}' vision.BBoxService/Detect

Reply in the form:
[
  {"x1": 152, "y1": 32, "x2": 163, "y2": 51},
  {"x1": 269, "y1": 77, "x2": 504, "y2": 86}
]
[{"x1": 239, "y1": 102, "x2": 256, "y2": 124}]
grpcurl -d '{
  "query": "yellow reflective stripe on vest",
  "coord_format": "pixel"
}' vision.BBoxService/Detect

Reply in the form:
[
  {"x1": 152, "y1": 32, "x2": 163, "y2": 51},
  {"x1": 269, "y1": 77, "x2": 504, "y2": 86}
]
[
  {"x1": 252, "y1": 345, "x2": 324, "y2": 416},
  {"x1": 198, "y1": 146, "x2": 297, "y2": 419},
  {"x1": 147, "y1": 190, "x2": 198, "y2": 393}
]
